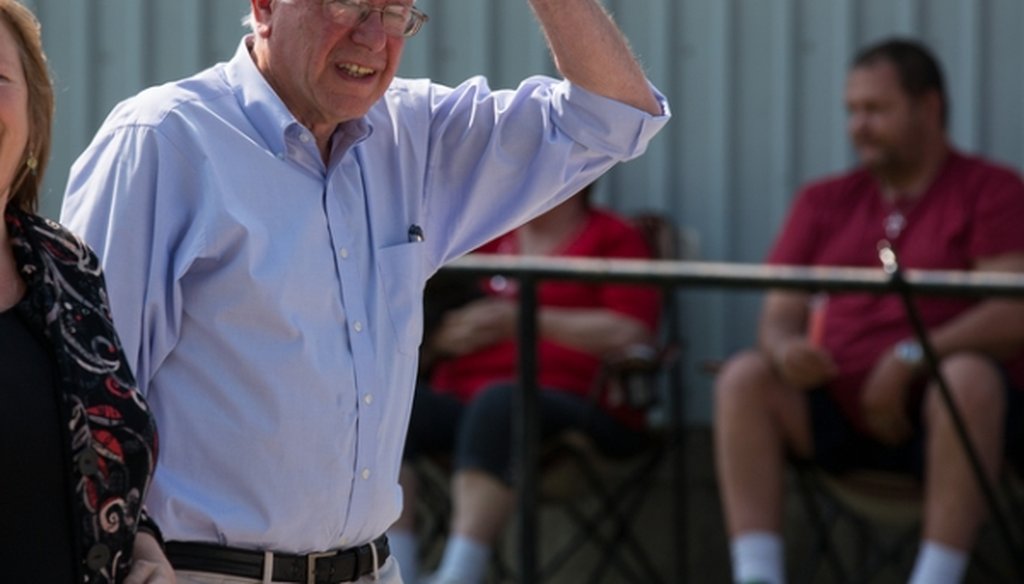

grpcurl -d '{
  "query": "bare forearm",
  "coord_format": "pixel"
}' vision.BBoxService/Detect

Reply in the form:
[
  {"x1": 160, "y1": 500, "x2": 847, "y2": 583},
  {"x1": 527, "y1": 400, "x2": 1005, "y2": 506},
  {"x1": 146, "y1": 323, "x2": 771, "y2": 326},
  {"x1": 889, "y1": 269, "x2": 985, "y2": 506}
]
[
  {"x1": 928, "y1": 299, "x2": 1024, "y2": 359},
  {"x1": 926, "y1": 254, "x2": 1024, "y2": 359},
  {"x1": 528, "y1": 0, "x2": 662, "y2": 114},
  {"x1": 537, "y1": 307, "x2": 653, "y2": 356},
  {"x1": 757, "y1": 290, "x2": 811, "y2": 354}
]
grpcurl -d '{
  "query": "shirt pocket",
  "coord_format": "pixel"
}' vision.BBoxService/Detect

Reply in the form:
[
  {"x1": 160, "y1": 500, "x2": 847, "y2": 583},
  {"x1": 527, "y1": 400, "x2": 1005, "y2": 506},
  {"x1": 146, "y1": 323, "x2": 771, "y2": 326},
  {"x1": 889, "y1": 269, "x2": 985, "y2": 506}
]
[{"x1": 376, "y1": 242, "x2": 426, "y2": 355}]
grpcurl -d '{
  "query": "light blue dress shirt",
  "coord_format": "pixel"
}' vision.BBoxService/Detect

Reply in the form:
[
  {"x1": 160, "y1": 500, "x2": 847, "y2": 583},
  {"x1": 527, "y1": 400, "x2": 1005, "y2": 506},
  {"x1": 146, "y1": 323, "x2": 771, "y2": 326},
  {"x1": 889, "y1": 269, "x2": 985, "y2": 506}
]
[{"x1": 60, "y1": 37, "x2": 669, "y2": 553}]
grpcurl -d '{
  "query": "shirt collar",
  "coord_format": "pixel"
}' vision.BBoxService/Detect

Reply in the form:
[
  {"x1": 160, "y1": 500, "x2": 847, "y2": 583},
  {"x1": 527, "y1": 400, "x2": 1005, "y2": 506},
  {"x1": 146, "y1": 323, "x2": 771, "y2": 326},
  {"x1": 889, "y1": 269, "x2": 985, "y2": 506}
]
[{"x1": 224, "y1": 35, "x2": 372, "y2": 160}]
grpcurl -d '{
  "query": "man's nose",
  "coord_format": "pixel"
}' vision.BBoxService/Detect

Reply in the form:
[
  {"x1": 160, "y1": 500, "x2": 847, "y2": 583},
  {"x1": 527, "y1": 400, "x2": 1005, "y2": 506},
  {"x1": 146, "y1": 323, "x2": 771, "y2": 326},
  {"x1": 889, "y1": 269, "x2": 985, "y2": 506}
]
[
  {"x1": 848, "y1": 112, "x2": 868, "y2": 135},
  {"x1": 352, "y1": 11, "x2": 388, "y2": 50}
]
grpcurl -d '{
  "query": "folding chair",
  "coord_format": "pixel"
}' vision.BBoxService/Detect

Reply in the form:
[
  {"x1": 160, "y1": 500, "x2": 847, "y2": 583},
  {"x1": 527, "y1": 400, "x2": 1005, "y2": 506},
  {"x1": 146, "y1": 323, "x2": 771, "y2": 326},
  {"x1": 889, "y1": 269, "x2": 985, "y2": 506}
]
[
  {"x1": 411, "y1": 212, "x2": 688, "y2": 584},
  {"x1": 520, "y1": 351, "x2": 676, "y2": 584},
  {"x1": 792, "y1": 466, "x2": 922, "y2": 584},
  {"x1": 492, "y1": 212, "x2": 686, "y2": 584},
  {"x1": 792, "y1": 447, "x2": 1024, "y2": 583},
  {"x1": 410, "y1": 345, "x2": 678, "y2": 584}
]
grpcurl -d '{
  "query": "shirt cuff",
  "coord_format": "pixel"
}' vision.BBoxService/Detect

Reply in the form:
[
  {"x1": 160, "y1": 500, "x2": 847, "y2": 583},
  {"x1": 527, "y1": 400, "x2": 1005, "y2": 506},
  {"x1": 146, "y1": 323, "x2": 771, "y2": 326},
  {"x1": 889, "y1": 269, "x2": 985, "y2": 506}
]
[{"x1": 550, "y1": 79, "x2": 671, "y2": 160}]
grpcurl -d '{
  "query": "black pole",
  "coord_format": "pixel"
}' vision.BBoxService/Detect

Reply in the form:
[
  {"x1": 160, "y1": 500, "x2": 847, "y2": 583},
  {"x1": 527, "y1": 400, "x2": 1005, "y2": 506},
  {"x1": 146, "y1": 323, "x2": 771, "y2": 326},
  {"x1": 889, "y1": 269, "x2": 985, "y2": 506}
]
[
  {"x1": 665, "y1": 285, "x2": 688, "y2": 582},
  {"x1": 516, "y1": 276, "x2": 540, "y2": 582},
  {"x1": 879, "y1": 243, "x2": 1024, "y2": 578}
]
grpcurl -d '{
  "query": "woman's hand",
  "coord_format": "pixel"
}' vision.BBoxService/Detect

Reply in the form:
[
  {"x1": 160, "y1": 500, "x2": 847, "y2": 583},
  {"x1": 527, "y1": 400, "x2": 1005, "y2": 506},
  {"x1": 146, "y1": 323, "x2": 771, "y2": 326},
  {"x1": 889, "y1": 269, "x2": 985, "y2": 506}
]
[
  {"x1": 124, "y1": 531, "x2": 176, "y2": 584},
  {"x1": 430, "y1": 298, "x2": 517, "y2": 357}
]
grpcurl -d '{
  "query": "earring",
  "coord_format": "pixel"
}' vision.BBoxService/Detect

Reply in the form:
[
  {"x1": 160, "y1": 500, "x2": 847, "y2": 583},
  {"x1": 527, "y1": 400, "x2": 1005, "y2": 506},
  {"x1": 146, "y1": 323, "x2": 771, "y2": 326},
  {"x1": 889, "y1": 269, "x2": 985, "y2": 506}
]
[{"x1": 26, "y1": 155, "x2": 37, "y2": 176}]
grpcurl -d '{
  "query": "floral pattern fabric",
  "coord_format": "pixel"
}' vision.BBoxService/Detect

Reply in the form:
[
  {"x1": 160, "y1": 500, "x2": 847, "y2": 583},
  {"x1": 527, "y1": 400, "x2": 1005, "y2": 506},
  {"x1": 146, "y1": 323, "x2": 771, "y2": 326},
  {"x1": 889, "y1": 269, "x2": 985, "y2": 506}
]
[{"x1": 7, "y1": 209, "x2": 158, "y2": 584}]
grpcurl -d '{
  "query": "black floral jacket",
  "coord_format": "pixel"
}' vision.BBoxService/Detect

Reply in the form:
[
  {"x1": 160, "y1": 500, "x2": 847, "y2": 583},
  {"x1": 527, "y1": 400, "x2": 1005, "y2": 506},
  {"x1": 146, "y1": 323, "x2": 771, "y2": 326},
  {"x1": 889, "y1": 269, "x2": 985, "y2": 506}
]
[{"x1": 7, "y1": 209, "x2": 159, "y2": 584}]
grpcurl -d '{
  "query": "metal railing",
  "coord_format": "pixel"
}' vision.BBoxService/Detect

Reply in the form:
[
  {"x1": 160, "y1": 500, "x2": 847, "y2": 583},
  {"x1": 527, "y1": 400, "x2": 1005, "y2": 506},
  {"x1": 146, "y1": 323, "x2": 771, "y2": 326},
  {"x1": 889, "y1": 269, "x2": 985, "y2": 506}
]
[{"x1": 441, "y1": 253, "x2": 1024, "y2": 583}]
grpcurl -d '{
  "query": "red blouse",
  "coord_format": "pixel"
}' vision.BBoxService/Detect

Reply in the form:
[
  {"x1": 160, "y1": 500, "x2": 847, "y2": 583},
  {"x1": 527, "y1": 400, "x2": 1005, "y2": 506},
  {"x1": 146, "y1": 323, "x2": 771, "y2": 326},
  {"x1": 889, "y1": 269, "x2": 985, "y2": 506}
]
[{"x1": 429, "y1": 209, "x2": 661, "y2": 425}]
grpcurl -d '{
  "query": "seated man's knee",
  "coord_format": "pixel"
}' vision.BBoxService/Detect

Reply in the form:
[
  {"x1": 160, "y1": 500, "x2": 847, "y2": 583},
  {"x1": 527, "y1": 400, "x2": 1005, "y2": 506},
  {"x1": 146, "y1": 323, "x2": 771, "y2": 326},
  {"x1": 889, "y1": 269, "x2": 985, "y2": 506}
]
[
  {"x1": 714, "y1": 349, "x2": 778, "y2": 407},
  {"x1": 926, "y1": 353, "x2": 1005, "y2": 423}
]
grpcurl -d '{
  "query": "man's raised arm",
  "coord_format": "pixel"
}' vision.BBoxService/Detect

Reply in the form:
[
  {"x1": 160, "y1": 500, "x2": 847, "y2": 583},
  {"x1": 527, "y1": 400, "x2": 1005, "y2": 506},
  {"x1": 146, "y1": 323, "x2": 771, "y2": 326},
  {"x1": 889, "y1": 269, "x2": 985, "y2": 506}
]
[{"x1": 529, "y1": 0, "x2": 663, "y2": 115}]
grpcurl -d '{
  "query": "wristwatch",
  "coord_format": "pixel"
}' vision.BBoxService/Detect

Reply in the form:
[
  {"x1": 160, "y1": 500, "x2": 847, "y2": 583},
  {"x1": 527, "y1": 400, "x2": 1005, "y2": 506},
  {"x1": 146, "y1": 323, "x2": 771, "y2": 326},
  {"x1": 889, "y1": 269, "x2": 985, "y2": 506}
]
[{"x1": 893, "y1": 339, "x2": 924, "y2": 368}]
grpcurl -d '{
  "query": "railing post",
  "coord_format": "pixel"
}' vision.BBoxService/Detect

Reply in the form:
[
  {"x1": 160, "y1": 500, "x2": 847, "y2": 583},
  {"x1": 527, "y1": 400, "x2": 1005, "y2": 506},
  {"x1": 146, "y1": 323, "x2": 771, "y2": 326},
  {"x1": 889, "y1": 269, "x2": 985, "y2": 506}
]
[
  {"x1": 665, "y1": 285, "x2": 688, "y2": 582},
  {"x1": 516, "y1": 275, "x2": 540, "y2": 582}
]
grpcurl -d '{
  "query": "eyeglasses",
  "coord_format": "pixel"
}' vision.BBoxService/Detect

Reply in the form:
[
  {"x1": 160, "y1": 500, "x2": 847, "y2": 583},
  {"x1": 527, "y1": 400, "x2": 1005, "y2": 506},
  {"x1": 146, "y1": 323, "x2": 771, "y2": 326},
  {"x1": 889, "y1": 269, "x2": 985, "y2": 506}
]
[{"x1": 323, "y1": 0, "x2": 429, "y2": 38}]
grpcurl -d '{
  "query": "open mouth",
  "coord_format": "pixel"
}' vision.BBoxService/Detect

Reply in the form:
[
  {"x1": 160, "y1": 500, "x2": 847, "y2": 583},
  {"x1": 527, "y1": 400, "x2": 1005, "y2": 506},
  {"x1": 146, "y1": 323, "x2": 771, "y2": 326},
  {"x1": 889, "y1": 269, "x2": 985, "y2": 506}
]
[{"x1": 339, "y1": 63, "x2": 376, "y2": 78}]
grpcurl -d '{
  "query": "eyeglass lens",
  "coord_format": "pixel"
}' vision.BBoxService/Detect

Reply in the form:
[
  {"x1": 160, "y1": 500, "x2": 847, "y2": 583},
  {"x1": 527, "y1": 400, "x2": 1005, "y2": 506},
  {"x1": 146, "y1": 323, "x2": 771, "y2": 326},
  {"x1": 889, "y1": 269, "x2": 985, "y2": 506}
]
[{"x1": 325, "y1": 1, "x2": 427, "y2": 37}]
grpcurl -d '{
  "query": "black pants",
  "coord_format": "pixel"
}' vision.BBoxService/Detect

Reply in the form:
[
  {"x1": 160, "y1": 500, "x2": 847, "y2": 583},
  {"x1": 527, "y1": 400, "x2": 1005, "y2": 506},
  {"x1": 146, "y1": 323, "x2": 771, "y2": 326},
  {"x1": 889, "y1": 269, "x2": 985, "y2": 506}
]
[{"x1": 404, "y1": 383, "x2": 649, "y2": 485}]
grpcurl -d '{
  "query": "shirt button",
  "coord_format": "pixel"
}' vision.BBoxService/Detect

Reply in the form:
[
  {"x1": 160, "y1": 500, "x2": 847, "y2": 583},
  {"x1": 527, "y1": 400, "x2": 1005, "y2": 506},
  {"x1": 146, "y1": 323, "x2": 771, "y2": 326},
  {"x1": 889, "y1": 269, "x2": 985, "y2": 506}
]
[
  {"x1": 300, "y1": 133, "x2": 311, "y2": 143},
  {"x1": 363, "y1": 394, "x2": 374, "y2": 405},
  {"x1": 339, "y1": 247, "x2": 349, "y2": 259},
  {"x1": 276, "y1": 152, "x2": 285, "y2": 160},
  {"x1": 353, "y1": 321, "x2": 363, "y2": 333},
  {"x1": 361, "y1": 468, "x2": 371, "y2": 480}
]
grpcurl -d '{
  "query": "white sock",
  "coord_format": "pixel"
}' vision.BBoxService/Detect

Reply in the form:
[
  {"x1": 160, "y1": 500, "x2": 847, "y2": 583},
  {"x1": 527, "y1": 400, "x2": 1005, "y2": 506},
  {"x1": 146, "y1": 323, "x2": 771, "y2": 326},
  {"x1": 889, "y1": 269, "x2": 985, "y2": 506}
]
[
  {"x1": 908, "y1": 540, "x2": 968, "y2": 584},
  {"x1": 433, "y1": 534, "x2": 491, "y2": 584},
  {"x1": 730, "y1": 531, "x2": 784, "y2": 584},
  {"x1": 387, "y1": 528, "x2": 419, "y2": 584}
]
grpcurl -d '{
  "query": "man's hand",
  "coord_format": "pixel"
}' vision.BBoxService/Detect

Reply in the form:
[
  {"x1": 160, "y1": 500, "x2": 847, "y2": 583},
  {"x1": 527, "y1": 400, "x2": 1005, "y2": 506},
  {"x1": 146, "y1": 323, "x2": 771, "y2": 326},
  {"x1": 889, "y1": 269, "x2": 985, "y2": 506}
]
[
  {"x1": 770, "y1": 337, "x2": 838, "y2": 390},
  {"x1": 124, "y1": 531, "x2": 176, "y2": 584},
  {"x1": 430, "y1": 298, "x2": 517, "y2": 357},
  {"x1": 860, "y1": 349, "x2": 918, "y2": 445}
]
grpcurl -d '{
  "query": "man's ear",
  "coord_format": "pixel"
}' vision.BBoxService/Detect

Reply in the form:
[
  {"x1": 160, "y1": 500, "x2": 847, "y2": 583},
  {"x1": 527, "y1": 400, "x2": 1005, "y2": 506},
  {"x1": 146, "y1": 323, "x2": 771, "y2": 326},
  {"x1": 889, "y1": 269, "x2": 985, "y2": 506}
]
[{"x1": 251, "y1": 0, "x2": 274, "y2": 35}]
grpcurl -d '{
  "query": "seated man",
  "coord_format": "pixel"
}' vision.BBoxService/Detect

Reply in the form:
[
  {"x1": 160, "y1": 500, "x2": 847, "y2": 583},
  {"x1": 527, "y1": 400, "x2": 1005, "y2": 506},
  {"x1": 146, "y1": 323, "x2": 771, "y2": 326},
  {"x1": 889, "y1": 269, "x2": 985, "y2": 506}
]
[
  {"x1": 714, "y1": 38, "x2": 1024, "y2": 584},
  {"x1": 388, "y1": 184, "x2": 662, "y2": 584}
]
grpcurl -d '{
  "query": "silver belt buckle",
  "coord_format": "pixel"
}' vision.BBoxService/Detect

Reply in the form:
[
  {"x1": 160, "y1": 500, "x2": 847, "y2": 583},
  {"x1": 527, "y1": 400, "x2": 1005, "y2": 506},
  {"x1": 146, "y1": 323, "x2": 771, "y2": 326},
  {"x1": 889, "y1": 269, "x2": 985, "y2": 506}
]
[{"x1": 306, "y1": 549, "x2": 339, "y2": 584}]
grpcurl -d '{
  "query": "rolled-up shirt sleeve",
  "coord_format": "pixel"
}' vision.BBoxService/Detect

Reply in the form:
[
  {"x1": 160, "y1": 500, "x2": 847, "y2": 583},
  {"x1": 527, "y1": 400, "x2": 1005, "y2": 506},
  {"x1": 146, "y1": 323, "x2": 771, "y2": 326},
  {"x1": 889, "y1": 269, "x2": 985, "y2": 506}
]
[
  {"x1": 413, "y1": 75, "x2": 670, "y2": 267},
  {"x1": 550, "y1": 79, "x2": 669, "y2": 157}
]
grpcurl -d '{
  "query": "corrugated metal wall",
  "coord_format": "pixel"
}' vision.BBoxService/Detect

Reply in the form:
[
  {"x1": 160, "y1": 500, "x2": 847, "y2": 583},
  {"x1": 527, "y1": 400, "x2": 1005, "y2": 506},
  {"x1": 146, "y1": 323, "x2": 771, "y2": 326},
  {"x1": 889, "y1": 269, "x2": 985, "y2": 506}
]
[{"x1": 28, "y1": 0, "x2": 1024, "y2": 421}]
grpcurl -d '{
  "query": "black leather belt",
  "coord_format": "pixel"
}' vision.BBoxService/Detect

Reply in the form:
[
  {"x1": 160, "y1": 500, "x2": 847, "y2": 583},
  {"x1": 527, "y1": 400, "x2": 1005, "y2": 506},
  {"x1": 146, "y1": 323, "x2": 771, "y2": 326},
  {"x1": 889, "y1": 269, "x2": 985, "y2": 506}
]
[{"x1": 165, "y1": 535, "x2": 389, "y2": 584}]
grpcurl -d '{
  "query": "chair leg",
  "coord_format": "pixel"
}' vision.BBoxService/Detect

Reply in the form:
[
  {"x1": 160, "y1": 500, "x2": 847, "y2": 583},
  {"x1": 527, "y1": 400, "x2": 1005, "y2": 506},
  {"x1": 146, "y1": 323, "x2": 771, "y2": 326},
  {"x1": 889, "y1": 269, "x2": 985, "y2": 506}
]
[
  {"x1": 584, "y1": 452, "x2": 667, "y2": 583},
  {"x1": 792, "y1": 467, "x2": 930, "y2": 584},
  {"x1": 538, "y1": 445, "x2": 667, "y2": 584},
  {"x1": 417, "y1": 445, "x2": 671, "y2": 584},
  {"x1": 793, "y1": 468, "x2": 853, "y2": 584},
  {"x1": 546, "y1": 499, "x2": 655, "y2": 584}
]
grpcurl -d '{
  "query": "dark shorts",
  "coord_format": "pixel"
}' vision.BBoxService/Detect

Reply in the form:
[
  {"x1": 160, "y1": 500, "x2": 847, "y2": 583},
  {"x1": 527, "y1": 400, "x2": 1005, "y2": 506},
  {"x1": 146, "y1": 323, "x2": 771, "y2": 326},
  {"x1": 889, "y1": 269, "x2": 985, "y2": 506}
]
[{"x1": 803, "y1": 368, "x2": 1024, "y2": 478}]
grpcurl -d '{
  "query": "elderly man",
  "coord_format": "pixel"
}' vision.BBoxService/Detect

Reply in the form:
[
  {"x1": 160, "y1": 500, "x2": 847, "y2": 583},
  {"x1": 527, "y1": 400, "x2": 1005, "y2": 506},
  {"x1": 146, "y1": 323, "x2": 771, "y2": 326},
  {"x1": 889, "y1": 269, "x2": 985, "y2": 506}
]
[
  {"x1": 714, "y1": 38, "x2": 1024, "y2": 584},
  {"x1": 60, "y1": 1, "x2": 669, "y2": 583}
]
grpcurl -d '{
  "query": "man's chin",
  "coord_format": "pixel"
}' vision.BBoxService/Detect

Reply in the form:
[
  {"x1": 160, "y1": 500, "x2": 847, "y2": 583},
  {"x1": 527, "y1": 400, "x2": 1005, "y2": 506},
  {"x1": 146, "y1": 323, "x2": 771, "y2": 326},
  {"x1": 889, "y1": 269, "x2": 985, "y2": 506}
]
[{"x1": 856, "y1": 149, "x2": 886, "y2": 170}]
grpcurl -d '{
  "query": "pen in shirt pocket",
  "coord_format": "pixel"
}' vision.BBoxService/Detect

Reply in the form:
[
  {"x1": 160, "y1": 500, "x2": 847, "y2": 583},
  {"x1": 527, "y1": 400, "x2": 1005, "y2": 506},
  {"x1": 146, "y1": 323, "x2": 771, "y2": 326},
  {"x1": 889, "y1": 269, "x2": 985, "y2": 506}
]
[{"x1": 408, "y1": 224, "x2": 424, "y2": 242}]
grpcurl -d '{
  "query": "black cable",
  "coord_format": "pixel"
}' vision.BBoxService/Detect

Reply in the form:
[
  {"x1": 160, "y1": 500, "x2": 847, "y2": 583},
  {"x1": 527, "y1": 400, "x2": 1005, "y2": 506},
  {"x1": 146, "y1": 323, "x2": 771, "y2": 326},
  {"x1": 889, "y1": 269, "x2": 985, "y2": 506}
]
[{"x1": 878, "y1": 242, "x2": 1024, "y2": 579}]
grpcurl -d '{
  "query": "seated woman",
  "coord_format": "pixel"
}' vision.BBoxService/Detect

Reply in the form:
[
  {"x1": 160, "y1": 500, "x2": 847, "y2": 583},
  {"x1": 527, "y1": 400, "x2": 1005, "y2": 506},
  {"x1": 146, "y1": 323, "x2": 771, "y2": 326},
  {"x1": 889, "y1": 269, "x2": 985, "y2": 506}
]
[{"x1": 389, "y1": 184, "x2": 661, "y2": 584}]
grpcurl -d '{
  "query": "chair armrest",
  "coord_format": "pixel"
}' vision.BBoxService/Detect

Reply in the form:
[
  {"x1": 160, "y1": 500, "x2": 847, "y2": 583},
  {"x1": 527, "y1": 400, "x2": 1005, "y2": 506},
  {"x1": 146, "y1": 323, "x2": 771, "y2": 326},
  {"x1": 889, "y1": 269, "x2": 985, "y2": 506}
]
[
  {"x1": 605, "y1": 343, "x2": 660, "y2": 372},
  {"x1": 598, "y1": 343, "x2": 663, "y2": 410}
]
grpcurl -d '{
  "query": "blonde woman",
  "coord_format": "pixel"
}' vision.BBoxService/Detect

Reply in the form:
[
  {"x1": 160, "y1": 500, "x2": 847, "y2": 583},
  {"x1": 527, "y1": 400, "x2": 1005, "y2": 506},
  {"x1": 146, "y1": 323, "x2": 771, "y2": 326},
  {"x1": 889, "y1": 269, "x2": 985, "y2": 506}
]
[{"x1": 0, "y1": 2, "x2": 172, "y2": 582}]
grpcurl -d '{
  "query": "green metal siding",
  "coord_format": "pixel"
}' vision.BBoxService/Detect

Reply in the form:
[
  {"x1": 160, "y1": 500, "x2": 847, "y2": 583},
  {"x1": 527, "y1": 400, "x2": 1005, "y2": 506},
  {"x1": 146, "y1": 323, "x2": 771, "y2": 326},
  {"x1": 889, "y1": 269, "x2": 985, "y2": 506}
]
[{"x1": 30, "y1": 0, "x2": 1024, "y2": 419}]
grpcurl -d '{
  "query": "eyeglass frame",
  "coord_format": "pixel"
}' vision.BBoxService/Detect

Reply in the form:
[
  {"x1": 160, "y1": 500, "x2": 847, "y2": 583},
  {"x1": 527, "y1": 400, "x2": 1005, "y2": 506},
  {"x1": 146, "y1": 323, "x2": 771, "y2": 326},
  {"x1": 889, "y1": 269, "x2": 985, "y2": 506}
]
[{"x1": 322, "y1": 0, "x2": 430, "y2": 38}]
